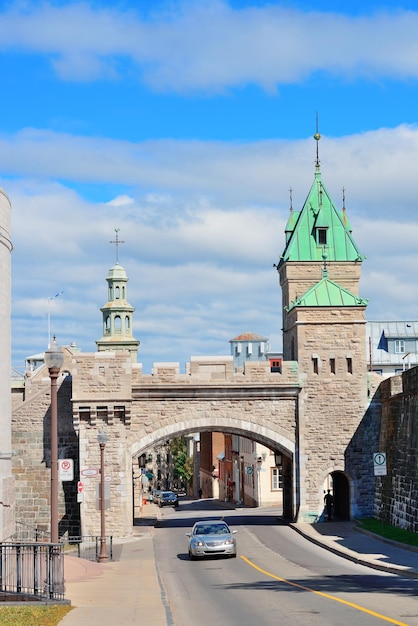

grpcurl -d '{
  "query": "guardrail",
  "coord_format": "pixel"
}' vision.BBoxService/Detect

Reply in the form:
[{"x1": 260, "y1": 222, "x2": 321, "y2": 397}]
[
  {"x1": 64, "y1": 536, "x2": 113, "y2": 561},
  {"x1": 0, "y1": 542, "x2": 64, "y2": 601}
]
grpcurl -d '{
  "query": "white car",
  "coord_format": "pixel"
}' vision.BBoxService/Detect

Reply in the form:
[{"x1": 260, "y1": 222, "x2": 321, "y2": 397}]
[{"x1": 186, "y1": 520, "x2": 237, "y2": 559}]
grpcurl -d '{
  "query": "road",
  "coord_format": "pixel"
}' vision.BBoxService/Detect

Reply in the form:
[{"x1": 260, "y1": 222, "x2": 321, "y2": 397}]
[{"x1": 153, "y1": 498, "x2": 418, "y2": 626}]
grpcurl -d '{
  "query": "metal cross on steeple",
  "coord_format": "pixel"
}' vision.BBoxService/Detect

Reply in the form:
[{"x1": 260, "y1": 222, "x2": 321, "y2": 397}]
[{"x1": 109, "y1": 227, "x2": 125, "y2": 264}]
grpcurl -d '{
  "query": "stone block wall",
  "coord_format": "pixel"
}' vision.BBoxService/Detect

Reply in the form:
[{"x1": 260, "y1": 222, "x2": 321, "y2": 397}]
[
  {"x1": 12, "y1": 374, "x2": 80, "y2": 539},
  {"x1": 375, "y1": 368, "x2": 418, "y2": 532}
]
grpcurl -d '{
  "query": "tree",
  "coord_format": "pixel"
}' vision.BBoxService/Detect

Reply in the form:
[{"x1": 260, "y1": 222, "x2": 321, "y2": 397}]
[{"x1": 169, "y1": 437, "x2": 193, "y2": 485}]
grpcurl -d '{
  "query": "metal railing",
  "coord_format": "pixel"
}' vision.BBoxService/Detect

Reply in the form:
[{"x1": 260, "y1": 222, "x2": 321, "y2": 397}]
[
  {"x1": 0, "y1": 542, "x2": 65, "y2": 601},
  {"x1": 64, "y1": 536, "x2": 113, "y2": 562}
]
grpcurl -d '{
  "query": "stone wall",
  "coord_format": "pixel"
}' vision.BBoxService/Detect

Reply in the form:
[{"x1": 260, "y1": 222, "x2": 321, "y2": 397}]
[
  {"x1": 12, "y1": 371, "x2": 80, "y2": 539},
  {"x1": 374, "y1": 368, "x2": 418, "y2": 532}
]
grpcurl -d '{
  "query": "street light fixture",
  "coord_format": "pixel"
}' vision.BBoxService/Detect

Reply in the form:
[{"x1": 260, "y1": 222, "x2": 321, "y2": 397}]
[
  {"x1": 97, "y1": 429, "x2": 109, "y2": 562},
  {"x1": 44, "y1": 337, "x2": 64, "y2": 544}
]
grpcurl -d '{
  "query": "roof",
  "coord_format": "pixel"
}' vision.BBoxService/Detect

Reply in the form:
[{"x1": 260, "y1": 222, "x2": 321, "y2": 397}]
[
  {"x1": 229, "y1": 332, "x2": 268, "y2": 342},
  {"x1": 278, "y1": 166, "x2": 364, "y2": 266},
  {"x1": 287, "y1": 273, "x2": 368, "y2": 311}
]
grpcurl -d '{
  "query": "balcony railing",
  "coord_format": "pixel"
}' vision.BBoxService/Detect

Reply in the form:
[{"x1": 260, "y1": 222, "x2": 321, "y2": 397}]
[{"x1": 0, "y1": 542, "x2": 64, "y2": 601}]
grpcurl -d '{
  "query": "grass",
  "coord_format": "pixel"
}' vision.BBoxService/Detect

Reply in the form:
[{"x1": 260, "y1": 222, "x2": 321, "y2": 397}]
[
  {"x1": 0, "y1": 604, "x2": 72, "y2": 625},
  {"x1": 358, "y1": 518, "x2": 418, "y2": 548}
]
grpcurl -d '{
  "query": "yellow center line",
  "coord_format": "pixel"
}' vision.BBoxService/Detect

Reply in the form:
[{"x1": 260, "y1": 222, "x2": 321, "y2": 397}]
[{"x1": 241, "y1": 555, "x2": 409, "y2": 626}]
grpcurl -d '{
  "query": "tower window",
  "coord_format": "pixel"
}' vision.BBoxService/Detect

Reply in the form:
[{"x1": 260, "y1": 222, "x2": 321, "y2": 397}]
[
  {"x1": 317, "y1": 228, "x2": 327, "y2": 245},
  {"x1": 346, "y1": 357, "x2": 353, "y2": 374},
  {"x1": 330, "y1": 358, "x2": 336, "y2": 374},
  {"x1": 312, "y1": 357, "x2": 319, "y2": 374}
]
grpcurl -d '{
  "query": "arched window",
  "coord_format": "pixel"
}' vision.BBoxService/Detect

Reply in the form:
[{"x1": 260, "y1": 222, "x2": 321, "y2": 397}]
[
  {"x1": 115, "y1": 286, "x2": 120, "y2": 299},
  {"x1": 114, "y1": 315, "x2": 122, "y2": 332}
]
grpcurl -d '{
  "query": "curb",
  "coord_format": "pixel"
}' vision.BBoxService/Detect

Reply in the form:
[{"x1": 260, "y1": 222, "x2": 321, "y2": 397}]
[{"x1": 289, "y1": 523, "x2": 418, "y2": 580}]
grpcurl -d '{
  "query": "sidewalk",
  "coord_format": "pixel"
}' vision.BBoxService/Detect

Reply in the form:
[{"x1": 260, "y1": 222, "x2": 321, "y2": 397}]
[
  {"x1": 59, "y1": 511, "x2": 418, "y2": 625},
  {"x1": 59, "y1": 505, "x2": 167, "y2": 626},
  {"x1": 291, "y1": 520, "x2": 418, "y2": 579}
]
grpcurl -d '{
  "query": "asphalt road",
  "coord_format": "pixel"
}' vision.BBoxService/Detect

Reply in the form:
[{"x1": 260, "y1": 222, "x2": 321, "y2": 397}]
[{"x1": 153, "y1": 498, "x2": 418, "y2": 626}]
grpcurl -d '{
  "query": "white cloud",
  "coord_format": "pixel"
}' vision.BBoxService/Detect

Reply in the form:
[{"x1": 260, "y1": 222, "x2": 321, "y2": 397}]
[
  {"x1": 1, "y1": 2, "x2": 418, "y2": 90},
  {"x1": 5, "y1": 121, "x2": 418, "y2": 371}
]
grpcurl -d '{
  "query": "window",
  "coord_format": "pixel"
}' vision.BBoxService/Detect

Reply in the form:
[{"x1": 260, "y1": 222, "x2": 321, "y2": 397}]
[
  {"x1": 330, "y1": 358, "x2": 336, "y2": 374},
  {"x1": 79, "y1": 406, "x2": 91, "y2": 420},
  {"x1": 346, "y1": 357, "x2": 353, "y2": 374},
  {"x1": 97, "y1": 406, "x2": 108, "y2": 419},
  {"x1": 114, "y1": 405, "x2": 125, "y2": 420},
  {"x1": 312, "y1": 357, "x2": 319, "y2": 374},
  {"x1": 317, "y1": 228, "x2": 327, "y2": 245},
  {"x1": 395, "y1": 339, "x2": 405, "y2": 354},
  {"x1": 271, "y1": 467, "x2": 283, "y2": 490}
]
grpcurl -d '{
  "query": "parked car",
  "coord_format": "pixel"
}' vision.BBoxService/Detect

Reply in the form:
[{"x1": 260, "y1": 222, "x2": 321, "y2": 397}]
[
  {"x1": 156, "y1": 490, "x2": 179, "y2": 508},
  {"x1": 151, "y1": 489, "x2": 162, "y2": 503},
  {"x1": 186, "y1": 520, "x2": 237, "y2": 559}
]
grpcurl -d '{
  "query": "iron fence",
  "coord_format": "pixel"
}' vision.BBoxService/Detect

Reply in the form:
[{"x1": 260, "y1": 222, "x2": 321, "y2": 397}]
[
  {"x1": 0, "y1": 542, "x2": 65, "y2": 601},
  {"x1": 64, "y1": 536, "x2": 113, "y2": 561}
]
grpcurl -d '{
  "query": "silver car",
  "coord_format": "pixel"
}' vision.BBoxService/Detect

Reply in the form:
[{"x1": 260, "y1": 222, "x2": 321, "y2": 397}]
[{"x1": 186, "y1": 520, "x2": 237, "y2": 559}]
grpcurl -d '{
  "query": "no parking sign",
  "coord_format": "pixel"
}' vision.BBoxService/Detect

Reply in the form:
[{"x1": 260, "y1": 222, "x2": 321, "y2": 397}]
[{"x1": 59, "y1": 459, "x2": 74, "y2": 481}]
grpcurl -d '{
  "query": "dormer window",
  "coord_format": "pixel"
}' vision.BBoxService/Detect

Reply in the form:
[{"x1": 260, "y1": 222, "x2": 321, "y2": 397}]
[{"x1": 317, "y1": 228, "x2": 328, "y2": 245}]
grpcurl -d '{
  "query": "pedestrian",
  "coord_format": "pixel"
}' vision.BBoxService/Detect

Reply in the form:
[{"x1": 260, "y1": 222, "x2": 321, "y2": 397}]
[
  {"x1": 324, "y1": 489, "x2": 334, "y2": 521},
  {"x1": 198, "y1": 488, "x2": 202, "y2": 499}
]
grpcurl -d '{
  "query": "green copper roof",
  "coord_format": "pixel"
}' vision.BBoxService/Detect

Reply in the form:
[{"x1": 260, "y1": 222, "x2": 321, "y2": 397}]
[
  {"x1": 286, "y1": 272, "x2": 369, "y2": 311},
  {"x1": 279, "y1": 167, "x2": 364, "y2": 265}
]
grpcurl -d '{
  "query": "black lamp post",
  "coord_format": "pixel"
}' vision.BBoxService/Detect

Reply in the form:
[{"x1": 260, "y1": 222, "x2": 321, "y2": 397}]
[
  {"x1": 97, "y1": 429, "x2": 109, "y2": 562},
  {"x1": 44, "y1": 337, "x2": 64, "y2": 544}
]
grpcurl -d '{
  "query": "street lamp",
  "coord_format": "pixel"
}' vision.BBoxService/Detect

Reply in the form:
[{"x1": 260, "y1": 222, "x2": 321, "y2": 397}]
[
  {"x1": 97, "y1": 429, "x2": 109, "y2": 562},
  {"x1": 44, "y1": 337, "x2": 64, "y2": 544}
]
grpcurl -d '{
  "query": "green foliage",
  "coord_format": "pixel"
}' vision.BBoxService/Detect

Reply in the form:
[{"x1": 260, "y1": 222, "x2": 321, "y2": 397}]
[
  {"x1": 169, "y1": 437, "x2": 193, "y2": 484},
  {"x1": 358, "y1": 518, "x2": 418, "y2": 547},
  {"x1": 0, "y1": 604, "x2": 72, "y2": 626}
]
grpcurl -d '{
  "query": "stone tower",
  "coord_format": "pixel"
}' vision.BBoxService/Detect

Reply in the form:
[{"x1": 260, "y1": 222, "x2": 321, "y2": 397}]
[
  {"x1": 0, "y1": 187, "x2": 14, "y2": 539},
  {"x1": 96, "y1": 230, "x2": 139, "y2": 362},
  {"x1": 276, "y1": 134, "x2": 369, "y2": 520}
]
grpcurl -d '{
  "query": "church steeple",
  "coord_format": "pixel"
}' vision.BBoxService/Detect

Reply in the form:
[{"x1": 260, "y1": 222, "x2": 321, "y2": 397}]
[{"x1": 96, "y1": 229, "x2": 139, "y2": 362}]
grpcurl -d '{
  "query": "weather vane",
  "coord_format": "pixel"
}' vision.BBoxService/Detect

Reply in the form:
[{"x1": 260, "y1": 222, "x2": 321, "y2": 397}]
[{"x1": 109, "y1": 227, "x2": 125, "y2": 264}]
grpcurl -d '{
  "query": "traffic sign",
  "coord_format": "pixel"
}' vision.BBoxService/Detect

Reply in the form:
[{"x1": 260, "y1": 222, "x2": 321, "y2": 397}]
[
  {"x1": 77, "y1": 481, "x2": 83, "y2": 494},
  {"x1": 59, "y1": 459, "x2": 74, "y2": 482},
  {"x1": 81, "y1": 468, "x2": 99, "y2": 477},
  {"x1": 373, "y1": 452, "x2": 387, "y2": 476}
]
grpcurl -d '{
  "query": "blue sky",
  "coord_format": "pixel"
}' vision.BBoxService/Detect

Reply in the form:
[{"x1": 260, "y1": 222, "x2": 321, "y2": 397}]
[{"x1": 3, "y1": 0, "x2": 418, "y2": 372}]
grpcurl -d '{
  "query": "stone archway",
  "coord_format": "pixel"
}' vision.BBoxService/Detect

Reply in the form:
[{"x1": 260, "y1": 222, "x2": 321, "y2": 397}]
[
  {"x1": 331, "y1": 471, "x2": 350, "y2": 520},
  {"x1": 131, "y1": 423, "x2": 295, "y2": 521}
]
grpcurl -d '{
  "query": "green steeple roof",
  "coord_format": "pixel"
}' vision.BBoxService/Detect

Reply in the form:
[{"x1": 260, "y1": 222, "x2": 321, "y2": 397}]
[
  {"x1": 286, "y1": 269, "x2": 369, "y2": 311},
  {"x1": 278, "y1": 165, "x2": 364, "y2": 266}
]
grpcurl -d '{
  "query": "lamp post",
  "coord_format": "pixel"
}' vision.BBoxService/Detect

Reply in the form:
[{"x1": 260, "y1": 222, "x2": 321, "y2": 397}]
[
  {"x1": 97, "y1": 429, "x2": 109, "y2": 562},
  {"x1": 44, "y1": 337, "x2": 64, "y2": 544}
]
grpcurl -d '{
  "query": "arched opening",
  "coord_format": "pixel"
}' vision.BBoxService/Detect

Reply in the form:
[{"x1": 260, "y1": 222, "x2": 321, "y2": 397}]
[
  {"x1": 131, "y1": 425, "x2": 295, "y2": 525},
  {"x1": 331, "y1": 471, "x2": 350, "y2": 520}
]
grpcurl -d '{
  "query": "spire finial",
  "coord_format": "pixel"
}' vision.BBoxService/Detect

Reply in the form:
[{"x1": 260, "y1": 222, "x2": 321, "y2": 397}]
[
  {"x1": 322, "y1": 251, "x2": 328, "y2": 278},
  {"x1": 109, "y1": 227, "x2": 125, "y2": 264},
  {"x1": 313, "y1": 112, "x2": 321, "y2": 171},
  {"x1": 289, "y1": 186, "x2": 293, "y2": 212}
]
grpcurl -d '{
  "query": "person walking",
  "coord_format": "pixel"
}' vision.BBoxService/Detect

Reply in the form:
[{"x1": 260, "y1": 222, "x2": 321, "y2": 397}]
[{"x1": 324, "y1": 489, "x2": 334, "y2": 521}]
